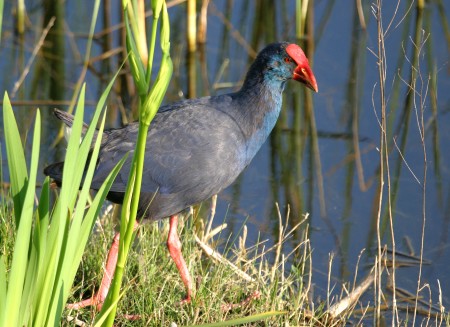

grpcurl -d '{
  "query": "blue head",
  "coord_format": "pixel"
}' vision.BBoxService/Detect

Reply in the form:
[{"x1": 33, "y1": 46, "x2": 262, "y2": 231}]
[
  {"x1": 242, "y1": 42, "x2": 318, "y2": 93},
  {"x1": 234, "y1": 43, "x2": 318, "y2": 166}
]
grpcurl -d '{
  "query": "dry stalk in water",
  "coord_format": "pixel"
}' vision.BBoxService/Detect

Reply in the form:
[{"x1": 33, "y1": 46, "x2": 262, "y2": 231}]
[
  {"x1": 194, "y1": 234, "x2": 256, "y2": 283},
  {"x1": 11, "y1": 17, "x2": 56, "y2": 97},
  {"x1": 327, "y1": 269, "x2": 375, "y2": 318}
]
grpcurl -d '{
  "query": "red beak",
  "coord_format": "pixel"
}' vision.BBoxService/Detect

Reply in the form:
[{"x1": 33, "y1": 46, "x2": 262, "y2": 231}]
[
  {"x1": 285, "y1": 44, "x2": 318, "y2": 92},
  {"x1": 293, "y1": 65, "x2": 318, "y2": 92}
]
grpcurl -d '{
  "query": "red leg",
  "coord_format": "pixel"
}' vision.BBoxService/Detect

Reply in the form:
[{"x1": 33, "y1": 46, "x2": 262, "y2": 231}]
[
  {"x1": 67, "y1": 221, "x2": 139, "y2": 311},
  {"x1": 167, "y1": 215, "x2": 193, "y2": 304}
]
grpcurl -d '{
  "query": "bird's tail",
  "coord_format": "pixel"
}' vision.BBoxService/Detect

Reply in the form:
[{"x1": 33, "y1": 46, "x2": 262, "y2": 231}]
[
  {"x1": 53, "y1": 108, "x2": 100, "y2": 142},
  {"x1": 54, "y1": 109, "x2": 80, "y2": 129},
  {"x1": 44, "y1": 109, "x2": 102, "y2": 183}
]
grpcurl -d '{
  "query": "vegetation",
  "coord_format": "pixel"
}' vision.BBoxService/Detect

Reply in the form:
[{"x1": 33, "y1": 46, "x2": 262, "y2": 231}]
[
  {"x1": 0, "y1": 79, "x2": 123, "y2": 326},
  {"x1": 0, "y1": 0, "x2": 449, "y2": 326},
  {"x1": 98, "y1": 0, "x2": 173, "y2": 324}
]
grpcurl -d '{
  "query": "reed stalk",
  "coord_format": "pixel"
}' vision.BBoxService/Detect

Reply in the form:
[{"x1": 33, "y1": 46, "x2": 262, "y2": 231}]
[
  {"x1": 16, "y1": 0, "x2": 25, "y2": 34},
  {"x1": 187, "y1": 0, "x2": 197, "y2": 52},
  {"x1": 98, "y1": 1, "x2": 172, "y2": 325}
]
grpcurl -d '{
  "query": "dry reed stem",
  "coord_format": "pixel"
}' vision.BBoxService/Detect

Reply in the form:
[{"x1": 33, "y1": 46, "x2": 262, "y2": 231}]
[
  {"x1": 187, "y1": 0, "x2": 196, "y2": 52},
  {"x1": 401, "y1": 11, "x2": 430, "y2": 325},
  {"x1": 195, "y1": 200, "x2": 312, "y2": 316},
  {"x1": 328, "y1": 270, "x2": 375, "y2": 318},
  {"x1": 241, "y1": 218, "x2": 308, "y2": 268},
  {"x1": 89, "y1": 48, "x2": 124, "y2": 64},
  {"x1": 194, "y1": 234, "x2": 256, "y2": 283},
  {"x1": 238, "y1": 225, "x2": 248, "y2": 258},
  {"x1": 205, "y1": 224, "x2": 227, "y2": 242},
  {"x1": 356, "y1": 0, "x2": 366, "y2": 30},
  {"x1": 353, "y1": 104, "x2": 370, "y2": 192},
  {"x1": 64, "y1": 21, "x2": 83, "y2": 63},
  {"x1": 327, "y1": 253, "x2": 334, "y2": 312},
  {"x1": 208, "y1": 2, "x2": 256, "y2": 58},
  {"x1": 271, "y1": 203, "x2": 286, "y2": 283},
  {"x1": 76, "y1": 0, "x2": 187, "y2": 40},
  {"x1": 205, "y1": 194, "x2": 217, "y2": 238},
  {"x1": 197, "y1": 0, "x2": 210, "y2": 44},
  {"x1": 11, "y1": 17, "x2": 55, "y2": 98},
  {"x1": 372, "y1": 1, "x2": 401, "y2": 324}
]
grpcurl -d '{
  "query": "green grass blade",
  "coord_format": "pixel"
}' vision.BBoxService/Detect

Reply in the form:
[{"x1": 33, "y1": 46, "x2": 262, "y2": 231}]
[
  {"x1": 74, "y1": 154, "x2": 128, "y2": 279},
  {"x1": 35, "y1": 87, "x2": 88, "y2": 323},
  {"x1": 189, "y1": 311, "x2": 288, "y2": 327},
  {"x1": 33, "y1": 88, "x2": 88, "y2": 325},
  {"x1": 33, "y1": 223, "x2": 62, "y2": 325},
  {"x1": 43, "y1": 209, "x2": 71, "y2": 326},
  {"x1": 18, "y1": 234, "x2": 38, "y2": 326},
  {"x1": 19, "y1": 177, "x2": 50, "y2": 325},
  {"x1": 46, "y1": 98, "x2": 104, "y2": 316},
  {"x1": 100, "y1": 2, "x2": 172, "y2": 324},
  {"x1": 2, "y1": 92, "x2": 28, "y2": 226},
  {"x1": 61, "y1": 84, "x2": 87, "y2": 205},
  {"x1": 2, "y1": 109, "x2": 41, "y2": 326},
  {"x1": 44, "y1": 69, "x2": 122, "y2": 325},
  {"x1": 92, "y1": 289, "x2": 127, "y2": 327},
  {"x1": 37, "y1": 177, "x2": 50, "y2": 265},
  {"x1": 0, "y1": 256, "x2": 6, "y2": 318},
  {"x1": 78, "y1": 155, "x2": 128, "y2": 257}
]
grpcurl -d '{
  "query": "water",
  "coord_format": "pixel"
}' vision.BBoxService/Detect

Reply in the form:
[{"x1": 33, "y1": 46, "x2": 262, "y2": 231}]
[{"x1": 1, "y1": 0, "x2": 449, "y2": 317}]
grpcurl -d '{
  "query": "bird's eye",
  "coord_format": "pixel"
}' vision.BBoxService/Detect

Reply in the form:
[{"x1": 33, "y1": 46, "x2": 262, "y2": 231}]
[{"x1": 301, "y1": 68, "x2": 307, "y2": 74}]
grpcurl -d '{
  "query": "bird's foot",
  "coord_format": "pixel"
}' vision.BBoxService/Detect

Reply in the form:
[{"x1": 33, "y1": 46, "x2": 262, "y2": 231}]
[
  {"x1": 67, "y1": 295, "x2": 142, "y2": 320},
  {"x1": 67, "y1": 223, "x2": 140, "y2": 312},
  {"x1": 176, "y1": 294, "x2": 192, "y2": 306},
  {"x1": 122, "y1": 313, "x2": 141, "y2": 320},
  {"x1": 221, "y1": 290, "x2": 261, "y2": 312},
  {"x1": 67, "y1": 295, "x2": 103, "y2": 311}
]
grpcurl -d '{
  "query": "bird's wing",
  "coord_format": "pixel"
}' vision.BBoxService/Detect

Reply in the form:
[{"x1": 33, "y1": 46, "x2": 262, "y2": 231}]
[{"x1": 91, "y1": 95, "x2": 245, "y2": 202}]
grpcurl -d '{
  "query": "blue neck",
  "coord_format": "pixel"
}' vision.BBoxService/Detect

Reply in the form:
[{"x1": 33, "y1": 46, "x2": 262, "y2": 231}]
[{"x1": 233, "y1": 74, "x2": 286, "y2": 166}]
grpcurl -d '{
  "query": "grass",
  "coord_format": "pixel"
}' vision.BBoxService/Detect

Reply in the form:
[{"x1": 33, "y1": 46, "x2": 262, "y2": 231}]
[
  {"x1": 0, "y1": 194, "x2": 446, "y2": 326},
  {"x1": 60, "y1": 204, "x2": 313, "y2": 326},
  {"x1": 41, "y1": 202, "x2": 450, "y2": 326}
]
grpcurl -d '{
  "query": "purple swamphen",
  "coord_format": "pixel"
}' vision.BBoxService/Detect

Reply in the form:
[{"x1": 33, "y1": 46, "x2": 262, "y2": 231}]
[{"x1": 44, "y1": 42, "x2": 318, "y2": 309}]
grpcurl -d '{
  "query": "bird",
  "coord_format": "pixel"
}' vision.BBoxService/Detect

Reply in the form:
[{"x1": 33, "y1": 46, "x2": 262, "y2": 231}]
[{"x1": 44, "y1": 42, "x2": 318, "y2": 310}]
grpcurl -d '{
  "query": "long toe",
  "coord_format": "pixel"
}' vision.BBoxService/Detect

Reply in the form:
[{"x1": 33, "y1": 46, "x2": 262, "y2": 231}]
[{"x1": 67, "y1": 296, "x2": 102, "y2": 311}]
